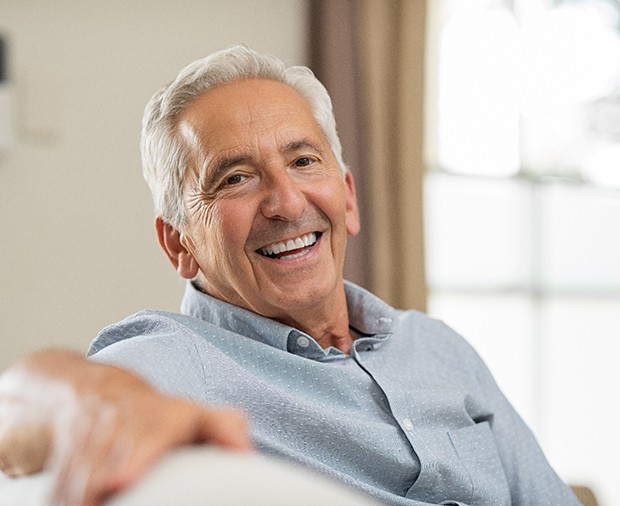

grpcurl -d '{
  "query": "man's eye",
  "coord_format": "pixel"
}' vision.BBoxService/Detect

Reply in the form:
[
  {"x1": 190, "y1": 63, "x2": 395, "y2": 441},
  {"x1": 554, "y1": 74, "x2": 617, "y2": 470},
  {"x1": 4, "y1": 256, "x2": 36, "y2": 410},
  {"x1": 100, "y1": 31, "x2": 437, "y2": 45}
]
[
  {"x1": 224, "y1": 174, "x2": 245, "y2": 186},
  {"x1": 295, "y1": 157, "x2": 314, "y2": 167}
]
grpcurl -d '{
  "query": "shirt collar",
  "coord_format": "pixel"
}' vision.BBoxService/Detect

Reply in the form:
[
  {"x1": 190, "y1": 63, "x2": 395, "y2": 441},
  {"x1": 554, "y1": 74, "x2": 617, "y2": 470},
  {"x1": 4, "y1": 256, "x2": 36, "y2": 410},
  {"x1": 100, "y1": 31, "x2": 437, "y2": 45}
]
[
  {"x1": 180, "y1": 280, "x2": 397, "y2": 358},
  {"x1": 344, "y1": 280, "x2": 398, "y2": 336}
]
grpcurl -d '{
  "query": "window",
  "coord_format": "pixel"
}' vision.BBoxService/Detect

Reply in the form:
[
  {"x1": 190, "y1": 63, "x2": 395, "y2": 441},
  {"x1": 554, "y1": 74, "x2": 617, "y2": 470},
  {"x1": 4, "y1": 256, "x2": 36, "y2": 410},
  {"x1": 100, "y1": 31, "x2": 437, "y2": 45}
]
[{"x1": 425, "y1": 0, "x2": 620, "y2": 502}]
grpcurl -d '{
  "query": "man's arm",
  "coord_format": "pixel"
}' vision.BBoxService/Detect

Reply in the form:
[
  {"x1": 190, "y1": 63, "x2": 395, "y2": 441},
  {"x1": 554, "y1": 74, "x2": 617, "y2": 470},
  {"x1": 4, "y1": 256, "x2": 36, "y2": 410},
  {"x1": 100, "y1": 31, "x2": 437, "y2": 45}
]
[{"x1": 0, "y1": 349, "x2": 252, "y2": 506}]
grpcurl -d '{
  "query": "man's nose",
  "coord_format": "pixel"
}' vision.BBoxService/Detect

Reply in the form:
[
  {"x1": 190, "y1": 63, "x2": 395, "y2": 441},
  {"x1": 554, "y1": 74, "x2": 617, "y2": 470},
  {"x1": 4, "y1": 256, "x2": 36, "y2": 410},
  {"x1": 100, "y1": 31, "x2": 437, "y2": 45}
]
[{"x1": 259, "y1": 171, "x2": 307, "y2": 221}]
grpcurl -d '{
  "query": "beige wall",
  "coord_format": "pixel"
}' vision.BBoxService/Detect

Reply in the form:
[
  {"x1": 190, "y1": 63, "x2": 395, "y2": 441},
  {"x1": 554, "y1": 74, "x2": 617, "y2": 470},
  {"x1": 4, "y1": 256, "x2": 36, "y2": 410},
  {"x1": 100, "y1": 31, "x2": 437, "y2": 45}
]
[{"x1": 0, "y1": 0, "x2": 308, "y2": 371}]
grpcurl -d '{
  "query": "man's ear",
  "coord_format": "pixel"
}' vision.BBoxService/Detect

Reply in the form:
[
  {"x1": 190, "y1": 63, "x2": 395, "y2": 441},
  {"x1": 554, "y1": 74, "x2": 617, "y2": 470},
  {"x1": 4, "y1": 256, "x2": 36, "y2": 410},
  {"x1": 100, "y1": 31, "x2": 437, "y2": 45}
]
[
  {"x1": 155, "y1": 217, "x2": 200, "y2": 279},
  {"x1": 344, "y1": 170, "x2": 360, "y2": 237}
]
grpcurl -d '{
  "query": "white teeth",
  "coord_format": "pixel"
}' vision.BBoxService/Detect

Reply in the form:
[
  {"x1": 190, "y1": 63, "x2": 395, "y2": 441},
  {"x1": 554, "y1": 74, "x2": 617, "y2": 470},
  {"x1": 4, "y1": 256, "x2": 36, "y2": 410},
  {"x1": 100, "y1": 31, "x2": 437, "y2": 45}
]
[{"x1": 259, "y1": 232, "x2": 317, "y2": 257}]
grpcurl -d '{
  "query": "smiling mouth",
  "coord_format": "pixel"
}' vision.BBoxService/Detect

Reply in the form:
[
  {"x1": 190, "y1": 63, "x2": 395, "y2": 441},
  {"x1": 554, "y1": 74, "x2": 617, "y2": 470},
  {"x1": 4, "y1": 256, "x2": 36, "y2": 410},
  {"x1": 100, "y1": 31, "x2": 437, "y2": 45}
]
[{"x1": 257, "y1": 232, "x2": 320, "y2": 259}]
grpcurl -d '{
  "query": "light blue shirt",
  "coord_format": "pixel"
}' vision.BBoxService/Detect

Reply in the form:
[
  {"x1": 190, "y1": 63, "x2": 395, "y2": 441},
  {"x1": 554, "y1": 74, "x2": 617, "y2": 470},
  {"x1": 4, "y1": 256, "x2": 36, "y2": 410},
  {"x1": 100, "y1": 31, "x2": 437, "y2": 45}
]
[{"x1": 88, "y1": 281, "x2": 578, "y2": 505}]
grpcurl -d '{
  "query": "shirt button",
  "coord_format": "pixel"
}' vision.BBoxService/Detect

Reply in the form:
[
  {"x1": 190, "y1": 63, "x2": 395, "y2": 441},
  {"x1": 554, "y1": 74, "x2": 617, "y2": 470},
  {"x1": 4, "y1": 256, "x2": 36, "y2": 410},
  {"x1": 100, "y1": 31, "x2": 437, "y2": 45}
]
[
  {"x1": 377, "y1": 317, "x2": 392, "y2": 330},
  {"x1": 403, "y1": 418, "x2": 414, "y2": 432},
  {"x1": 297, "y1": 336, "x2": 310, "y2": 348}
]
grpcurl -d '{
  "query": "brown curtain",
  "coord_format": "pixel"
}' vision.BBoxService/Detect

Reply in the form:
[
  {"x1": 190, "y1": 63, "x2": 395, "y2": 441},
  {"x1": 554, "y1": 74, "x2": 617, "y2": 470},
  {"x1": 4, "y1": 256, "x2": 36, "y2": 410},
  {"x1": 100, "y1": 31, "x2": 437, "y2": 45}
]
[{"x1": 310, "y1": 0, "x2": 428, "y2": 312}]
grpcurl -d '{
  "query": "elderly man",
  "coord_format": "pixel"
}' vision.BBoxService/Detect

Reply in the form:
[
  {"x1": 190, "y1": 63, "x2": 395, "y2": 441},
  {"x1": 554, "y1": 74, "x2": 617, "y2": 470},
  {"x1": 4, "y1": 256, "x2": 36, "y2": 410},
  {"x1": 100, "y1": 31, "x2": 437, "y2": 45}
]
[{"x1": 0, "y1": 46, "x2": 578, "y2": 505}]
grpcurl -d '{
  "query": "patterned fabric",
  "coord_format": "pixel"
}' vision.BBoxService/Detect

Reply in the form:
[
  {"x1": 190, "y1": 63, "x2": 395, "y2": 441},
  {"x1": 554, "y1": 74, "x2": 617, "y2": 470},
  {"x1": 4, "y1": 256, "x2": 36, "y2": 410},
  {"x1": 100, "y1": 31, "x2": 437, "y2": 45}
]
[{"x1": 88, "y1": 281, "x2": 579, "y2": 505}]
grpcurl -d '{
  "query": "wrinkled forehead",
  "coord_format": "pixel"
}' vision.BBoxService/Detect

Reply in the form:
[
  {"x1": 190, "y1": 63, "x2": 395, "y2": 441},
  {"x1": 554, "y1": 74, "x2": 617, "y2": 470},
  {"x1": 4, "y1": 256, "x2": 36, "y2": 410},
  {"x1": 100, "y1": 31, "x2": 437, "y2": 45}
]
[{"x1": 177, "y1": 79, "x2": 329, "y2": 162}]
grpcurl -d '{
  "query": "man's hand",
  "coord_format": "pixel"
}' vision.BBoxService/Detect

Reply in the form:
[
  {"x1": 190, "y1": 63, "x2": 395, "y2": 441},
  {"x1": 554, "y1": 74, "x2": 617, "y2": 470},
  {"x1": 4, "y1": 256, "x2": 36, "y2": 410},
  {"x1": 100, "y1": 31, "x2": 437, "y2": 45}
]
[{"x1": 0, "y1": 349, "x2": 252, "y2": 506}]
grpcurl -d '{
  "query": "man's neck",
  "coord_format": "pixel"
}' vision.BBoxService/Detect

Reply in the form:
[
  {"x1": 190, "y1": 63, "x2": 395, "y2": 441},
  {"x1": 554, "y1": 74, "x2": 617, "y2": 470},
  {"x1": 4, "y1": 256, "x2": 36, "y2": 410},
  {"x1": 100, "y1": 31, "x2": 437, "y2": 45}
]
[
  {"x1": 192, "y1": 279, "x2": 354, "y2": 354},
  {"x1": 268, "y1": 283, "x2": 354, "y2": 354}
]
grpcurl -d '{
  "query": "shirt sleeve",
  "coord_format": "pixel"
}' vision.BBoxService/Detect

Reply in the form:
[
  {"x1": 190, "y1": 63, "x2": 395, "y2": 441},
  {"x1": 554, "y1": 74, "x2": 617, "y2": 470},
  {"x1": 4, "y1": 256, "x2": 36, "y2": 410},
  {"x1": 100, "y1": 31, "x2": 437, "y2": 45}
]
[{"x1": 87, "y1": 311, "x2": 210, "y2": 402}]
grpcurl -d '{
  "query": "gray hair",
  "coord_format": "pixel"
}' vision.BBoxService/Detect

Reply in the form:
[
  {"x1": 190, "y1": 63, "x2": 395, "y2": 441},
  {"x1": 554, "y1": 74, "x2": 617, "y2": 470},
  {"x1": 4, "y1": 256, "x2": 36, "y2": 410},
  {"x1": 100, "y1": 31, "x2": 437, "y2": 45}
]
[{"x1": 141, "y1": 45, "x2": 346, "y2": 229}]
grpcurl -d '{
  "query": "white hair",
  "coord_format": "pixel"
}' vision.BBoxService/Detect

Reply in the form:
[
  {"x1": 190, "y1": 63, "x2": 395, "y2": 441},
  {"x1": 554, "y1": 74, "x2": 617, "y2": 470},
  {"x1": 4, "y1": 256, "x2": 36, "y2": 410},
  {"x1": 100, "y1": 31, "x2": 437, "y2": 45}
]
[{"x1": 141, "y1": 45, "x2": 346, "y2": 229}]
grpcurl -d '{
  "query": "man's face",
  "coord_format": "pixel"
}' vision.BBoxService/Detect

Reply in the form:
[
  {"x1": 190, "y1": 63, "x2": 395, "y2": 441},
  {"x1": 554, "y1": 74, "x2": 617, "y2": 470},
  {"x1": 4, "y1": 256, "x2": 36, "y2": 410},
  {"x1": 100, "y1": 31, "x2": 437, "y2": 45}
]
[{"x1": 174, "y1": 79, "x2": 359, "y2": 322}]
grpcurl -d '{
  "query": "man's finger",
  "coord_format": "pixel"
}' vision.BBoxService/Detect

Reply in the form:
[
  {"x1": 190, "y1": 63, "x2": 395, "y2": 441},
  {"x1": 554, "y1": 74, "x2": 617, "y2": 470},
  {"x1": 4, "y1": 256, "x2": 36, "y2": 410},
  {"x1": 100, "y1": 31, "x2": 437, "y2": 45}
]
[
  {"x1": 0, "y1": 423, "x2": 52, "y2": 476},
  {"x1": 197, "y1": 407, "x2": 253, "y2": 451}
]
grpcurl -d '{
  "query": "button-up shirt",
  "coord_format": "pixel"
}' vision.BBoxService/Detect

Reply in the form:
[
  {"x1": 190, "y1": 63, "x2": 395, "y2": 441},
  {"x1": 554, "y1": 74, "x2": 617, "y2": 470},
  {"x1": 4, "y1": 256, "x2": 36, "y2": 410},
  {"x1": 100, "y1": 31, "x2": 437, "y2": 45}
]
[{"x1": 88, "y1": 281, "x2": 578, "y2": 505}]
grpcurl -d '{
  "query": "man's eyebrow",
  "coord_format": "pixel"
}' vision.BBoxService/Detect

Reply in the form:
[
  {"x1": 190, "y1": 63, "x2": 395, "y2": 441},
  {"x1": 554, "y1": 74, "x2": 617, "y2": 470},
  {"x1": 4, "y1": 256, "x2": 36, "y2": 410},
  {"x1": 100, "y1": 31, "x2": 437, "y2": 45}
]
[
  {"x1": 282, "y1": 139, "x2": 325, "y2": 155},
  {"x1": 199, "y1": 139, "x2": 325, "y2": 186},
  {"x1": 202, "y1": 154, "x2": 251, "y2": 186}
]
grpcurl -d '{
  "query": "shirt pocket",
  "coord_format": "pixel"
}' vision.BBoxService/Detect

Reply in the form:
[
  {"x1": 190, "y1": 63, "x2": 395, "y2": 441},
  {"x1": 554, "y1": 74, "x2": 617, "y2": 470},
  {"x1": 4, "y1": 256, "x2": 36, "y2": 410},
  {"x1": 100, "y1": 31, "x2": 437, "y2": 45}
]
[{"x1": 448, "y1": 421, "x2": 511, "y2": 505}]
